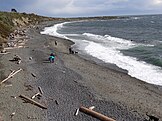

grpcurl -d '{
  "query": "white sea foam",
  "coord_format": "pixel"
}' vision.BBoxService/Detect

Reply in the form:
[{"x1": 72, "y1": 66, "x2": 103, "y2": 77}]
[
  {"x1": 150, "y1": 21, "x2": 155, "y2": 23},
  {"x1": 85, "y1": 41, "x2": 162, "y2": 86},
  {"x1": 41, "y1": 22, "x2": 162, "y2": 86},
  {"x1": 132, "y1": 17, "x2": 140, "y2": 20},
  {"x1": 40, "y1": 22, "x2": 70, "y2": 39},
  {"x1": 83, "y1": 33, "x2": 136, "y2": 49},
  {"x1": 64, "y1": 34, "x2": 80, "y2": 37}
]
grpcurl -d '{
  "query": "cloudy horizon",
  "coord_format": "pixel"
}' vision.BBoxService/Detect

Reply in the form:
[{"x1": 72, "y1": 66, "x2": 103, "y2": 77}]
[{"x1": 0, "y1": 0, "x2": 162, "y2": 17}]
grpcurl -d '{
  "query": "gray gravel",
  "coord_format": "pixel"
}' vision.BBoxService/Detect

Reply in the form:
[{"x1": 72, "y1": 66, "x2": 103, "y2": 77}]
[
  {"x1": 25, "y1": 22, "x2": 147, "y2": 121},
  {"x1": 1, "y1": 21, "x2": 161, "y2": 121}
]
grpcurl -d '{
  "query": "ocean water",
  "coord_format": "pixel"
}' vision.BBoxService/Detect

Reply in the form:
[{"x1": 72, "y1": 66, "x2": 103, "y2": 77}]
[{"x1": 41, "y1": 14, "x2": 162, "y2": 86}]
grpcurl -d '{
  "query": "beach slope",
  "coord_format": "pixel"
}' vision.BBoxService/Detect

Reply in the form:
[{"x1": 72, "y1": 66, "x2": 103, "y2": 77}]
[{"x1": 0, "y1": 21, "x2": 162, "y2": 121}]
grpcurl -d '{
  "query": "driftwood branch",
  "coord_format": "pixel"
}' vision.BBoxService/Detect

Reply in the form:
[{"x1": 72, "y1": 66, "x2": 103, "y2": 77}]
[
  {"x1": 79, "y1": 106, "x2": 116, "y2": 121},
  {"x1": 0, "y1": 68, "x2": 22, "y2": 84},
  {"x1": 38, "y1": 86, "x2": 43, "y2": 94},
  {"x1": 89, "y1": 106, "x2": 95, "y2": 110},
  {"x1": 9, "y1": 70, "x2": 15, "y2": 77},
  {"x1": 31, "y1": 93, "x2": 41, "y2": 99},
  {"x1": 31, "y1": 73, "x2": 36, "y2": 77},
  {"x1": 74, "y1": 108, "x2": 80, "y2": 116},
  {"x1": 19, "y1": 94, "x2": 47, "y2": 109}
]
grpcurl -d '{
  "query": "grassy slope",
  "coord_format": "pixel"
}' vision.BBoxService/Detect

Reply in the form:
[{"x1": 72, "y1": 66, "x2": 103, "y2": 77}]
[{"x1": 0, "y1": 11, "x2": 55, "y2": 45}]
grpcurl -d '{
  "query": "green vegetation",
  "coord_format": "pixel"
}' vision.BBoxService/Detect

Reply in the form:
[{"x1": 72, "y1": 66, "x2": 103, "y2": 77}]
[{"x1": 0, "y1": 11, "x2": 53, "y2": 44}]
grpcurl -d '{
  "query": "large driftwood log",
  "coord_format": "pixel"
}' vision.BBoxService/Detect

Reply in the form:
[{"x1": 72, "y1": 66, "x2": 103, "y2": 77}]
[
  {"x1": 79, "y1": 106, "x2": 116, "y2": 121},
  {"x1": 0, "y1": 68, "x2": 22, "y2": 84},
  {"x1": 19, "y1": 94, "x2": 47, "y2": 109}
]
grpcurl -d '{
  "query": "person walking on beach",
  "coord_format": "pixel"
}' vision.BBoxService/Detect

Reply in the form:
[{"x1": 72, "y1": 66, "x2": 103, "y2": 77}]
[
  {"x1": 49, "y1": 53, "x2": 55, "y2": 63},
  {"x1": 55, "y1": 41, "x2": 57, "y2": 46}
]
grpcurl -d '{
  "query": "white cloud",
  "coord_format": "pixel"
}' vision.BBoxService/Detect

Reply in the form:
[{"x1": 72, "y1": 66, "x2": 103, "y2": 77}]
[
  {"x1": 20, "y1": 0, "x2": 162, "y2": 17},
  {"x1": 152, "y1": 0, "x2": 162, "y2": 5},
  {"x1": 24, "y1": 0, "x2": 110, "y2": 16}
]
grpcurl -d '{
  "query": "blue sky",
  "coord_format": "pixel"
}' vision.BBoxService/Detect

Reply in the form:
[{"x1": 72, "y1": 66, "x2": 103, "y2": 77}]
[{"x1": 0, "y1": 0, "x2": 162, "y2": 17}]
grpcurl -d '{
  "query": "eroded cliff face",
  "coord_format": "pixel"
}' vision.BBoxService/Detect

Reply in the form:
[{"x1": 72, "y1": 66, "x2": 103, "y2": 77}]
[
  {"x1": 0, "y1": 16, "x2": 30, "y2": 48},
  {"x1": 12, "y1": 17, "x2": 29, "y2": 26},
  {"x1": 0, "y1": 12, "x2": 49, "y2": 46}
]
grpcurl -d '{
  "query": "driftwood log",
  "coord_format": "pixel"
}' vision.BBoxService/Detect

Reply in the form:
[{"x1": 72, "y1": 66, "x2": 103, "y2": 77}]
[
  {"x1": 0, "y1": 68, "x2": 22, "y2": 84},
  {"x1": 79, "y1": 106, "x2": 116, "y2": 121},
  {"x1": 31, "y1": 93, "x2": 41, "y2": 99},
  {"x1": 31, "y1": 73, "x2": 36, "y2": 77},
  {"x1": 38, "y1": 86, "x2": 43, "y2": 94},
  {"x1": 9, "y1": 70, "x2": 16, "y2": 76},
  {"x1": 74, "y1": 108, "x2": 80, "y2": 116},
  {"x1": 19, "y1": 94, "x2": 47, "y2": 109}
]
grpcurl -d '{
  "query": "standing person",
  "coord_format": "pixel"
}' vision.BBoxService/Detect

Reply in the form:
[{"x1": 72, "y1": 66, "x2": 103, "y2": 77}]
[
  {"x1": 49, "y1": 53, "x2": 55, "y2": 63},
  {"x1": 55, "y1": 41, "x2": 57, "y2": 46},
  {"x1": 69, "y1": 47, "x2": 73, "y2": 54}
]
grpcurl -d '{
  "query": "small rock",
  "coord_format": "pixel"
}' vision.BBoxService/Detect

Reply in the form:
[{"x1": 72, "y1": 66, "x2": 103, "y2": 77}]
[
  {"x1": 10, "y1": 112, "x2": 15, "y2": 117},
  {"x1": 55, "y1": 100, "x2": 59, "y2": 105},
  {"x1": 29, "y1": 57, "x2": 32, "y2": 60}
]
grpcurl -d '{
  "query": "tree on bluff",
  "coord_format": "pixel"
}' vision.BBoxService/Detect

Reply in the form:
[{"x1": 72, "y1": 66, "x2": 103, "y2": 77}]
[{"x1": 11, "y1": 9, "x2": 17, "y2": 12}]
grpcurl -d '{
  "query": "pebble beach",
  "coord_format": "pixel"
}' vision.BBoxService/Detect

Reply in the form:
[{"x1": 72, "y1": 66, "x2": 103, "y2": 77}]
[{"x1": 0, "y1": 21, "x2": 162, "y2": 121}]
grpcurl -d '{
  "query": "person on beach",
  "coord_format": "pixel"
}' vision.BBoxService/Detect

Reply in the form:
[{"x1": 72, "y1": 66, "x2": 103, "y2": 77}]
[
  {"x1": 69, "y1": 47, "x2": 78, "y2": 54},
  {"x1": 49, "y1": 53, "x2": 55, "y2": 63},
  {"x1": 69, "y1": 47, "x2": 74, "y2": 54},
  {"x1": 55, "y1": 41, "x2": 57, "y2": 46}
]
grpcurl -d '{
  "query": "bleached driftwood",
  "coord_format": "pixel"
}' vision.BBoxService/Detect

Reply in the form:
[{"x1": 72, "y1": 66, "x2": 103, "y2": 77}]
[
  {"x1": 79, "y1": 106, "x2": 116, "y2": 121},
  {"x1": 0, "y1": 68, "x2": 22, "y2": 84},
  {"x1": 74, "y1": 108, "x2": 80, "y2": 116},
  {"x1": 38, "y1": 86, "x2": 43, "y2": 94},
  {"x1": 31, "y1": 73, "x2": 36, "y2": 77},
  {"x1": 9, "y1": 70, "x2": 15, "y2": 76},
  {"x1": 17, "y1": 60, "x2": 21, "y2": 64},
  {"x1": 5, "y1": 84, "x2": 13, "y2": 87},
  {"x1": 5, "y1": 46, "x2": 23, "y2": 50},
  {"x1": 31, "y1": 93, "x2": 41, "y2": 99},
  {"x1": 10, "y1": 112, "x2": 16, "y2": 118},
  {"x1": 19, "y1": 94, "x2": 47, "y2": 109},
  {"x1": 89, "y1": 106, "x2": 95, "y2": 110}
]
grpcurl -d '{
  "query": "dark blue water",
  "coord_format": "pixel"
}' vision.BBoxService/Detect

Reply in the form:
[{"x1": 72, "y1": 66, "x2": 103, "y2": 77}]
[{"x1": 59, "y1": 15, "x2": 162, "y2": 68}]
